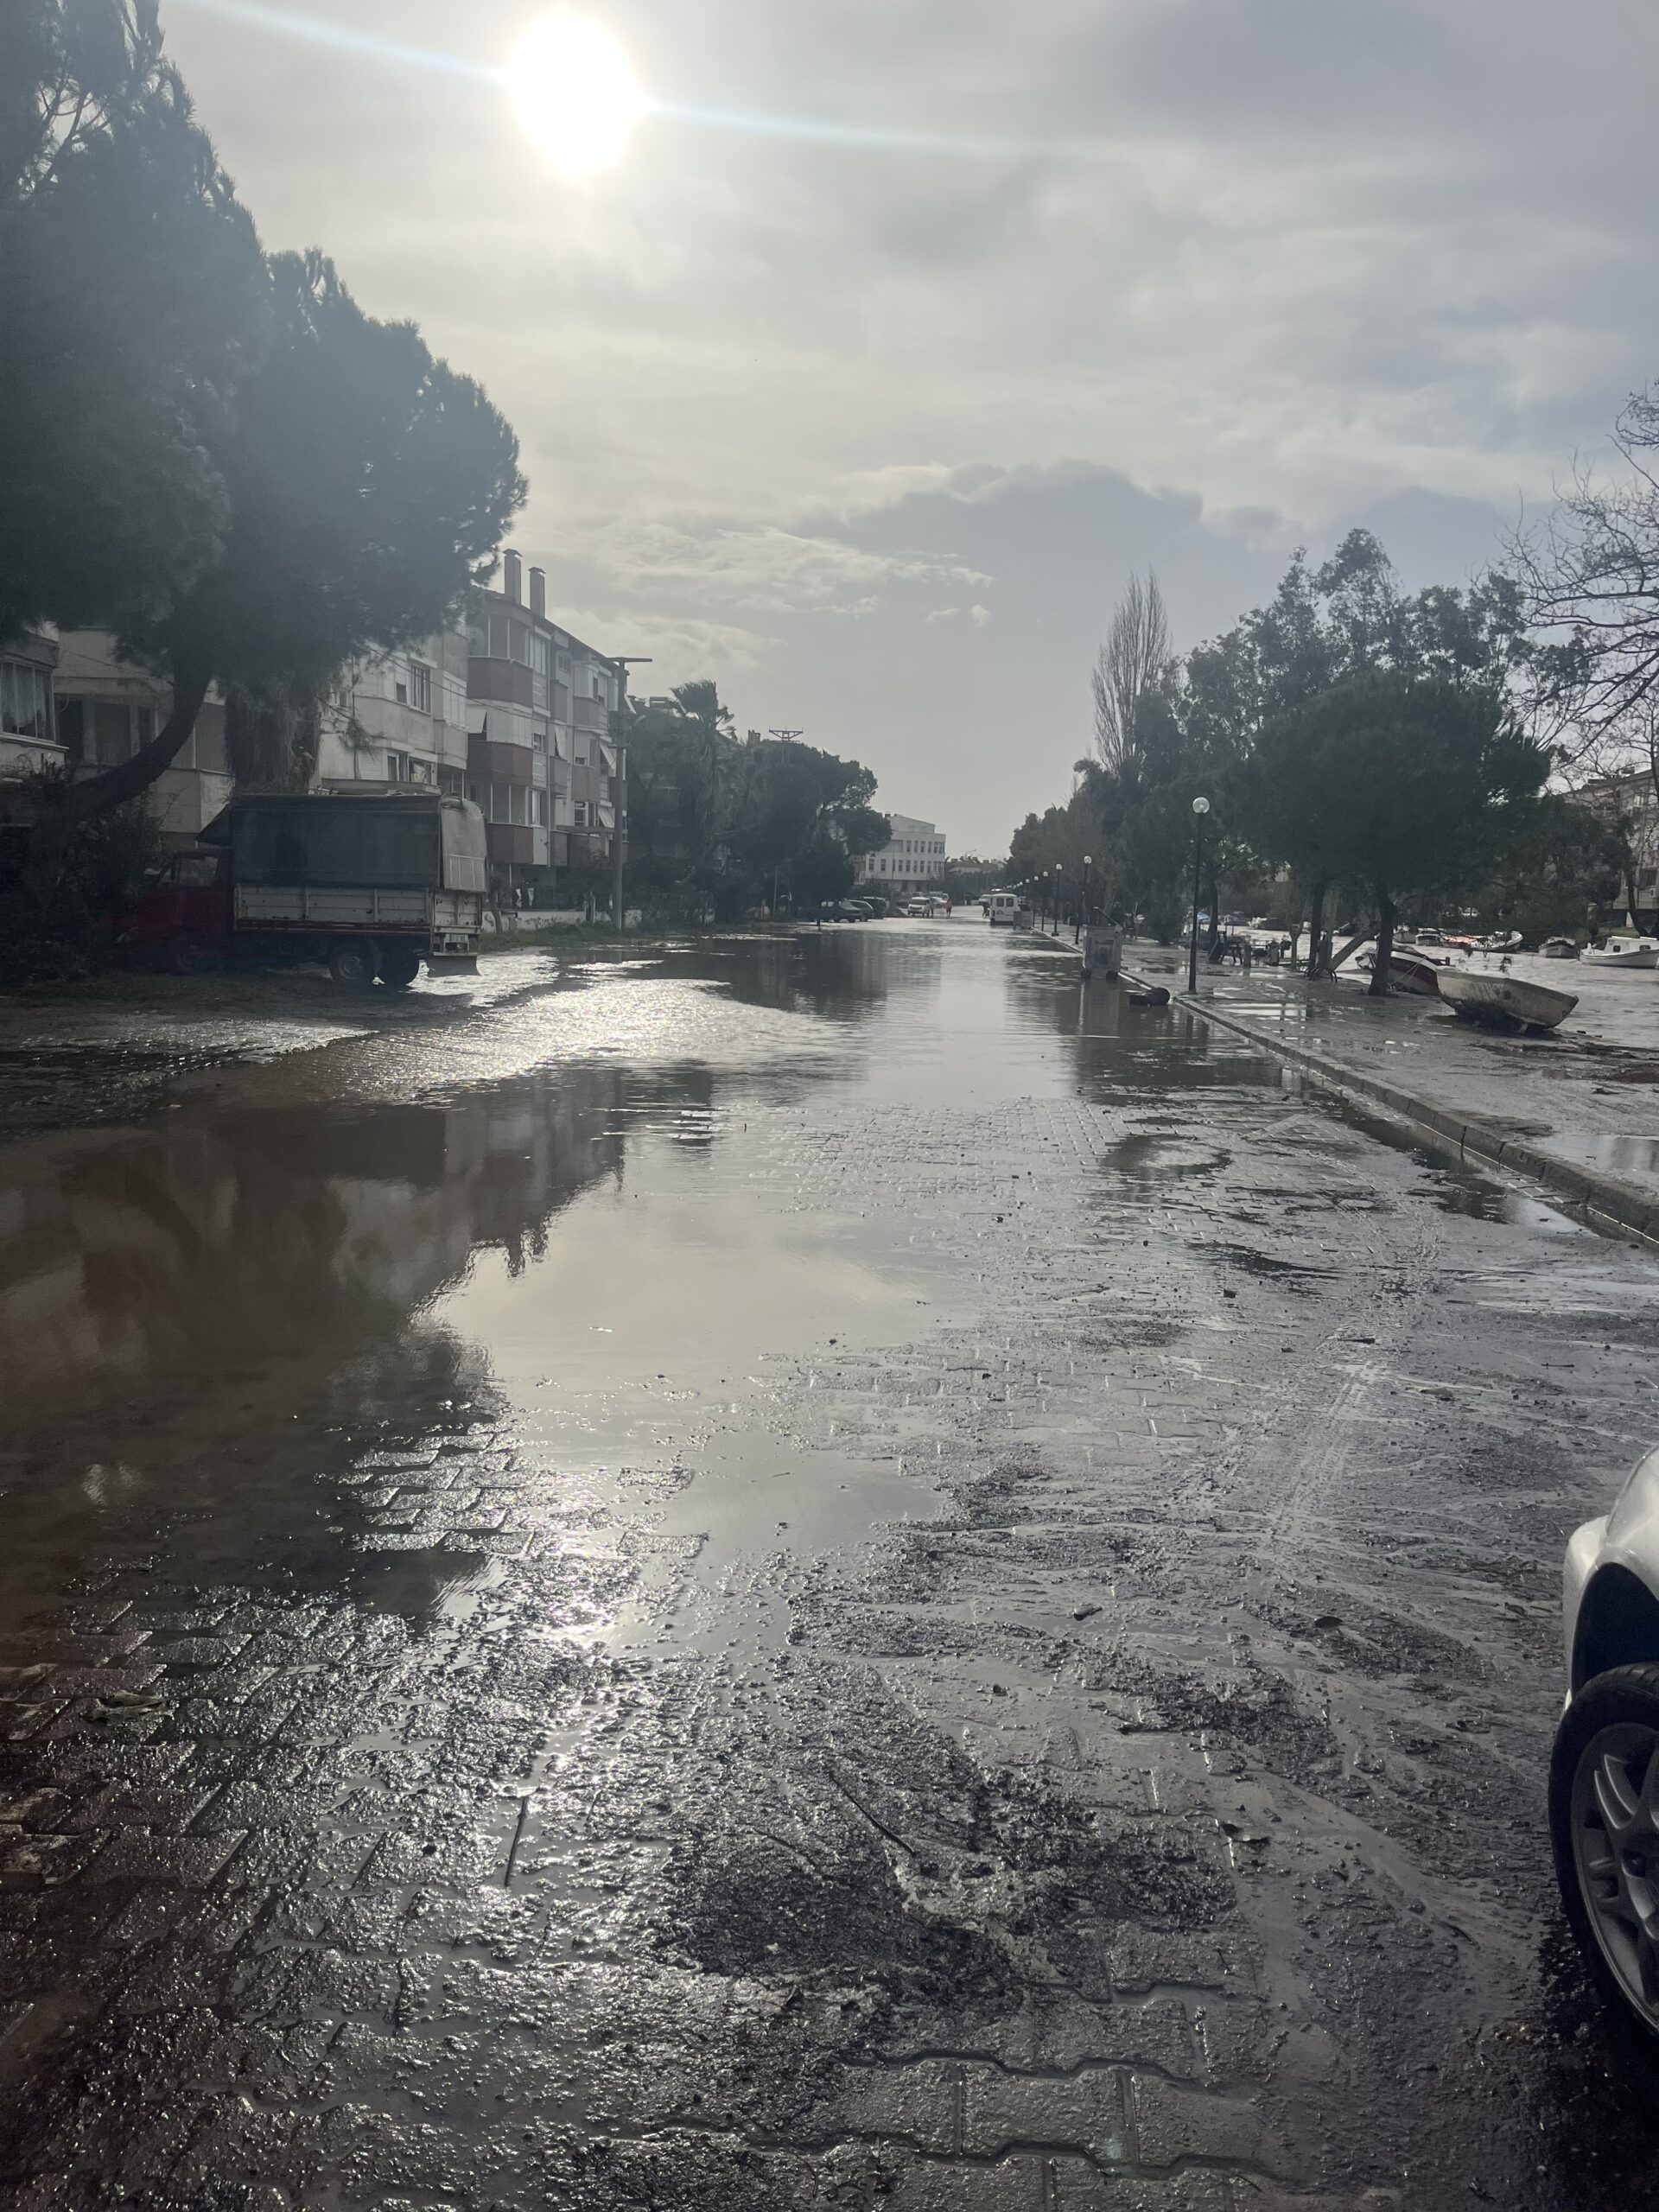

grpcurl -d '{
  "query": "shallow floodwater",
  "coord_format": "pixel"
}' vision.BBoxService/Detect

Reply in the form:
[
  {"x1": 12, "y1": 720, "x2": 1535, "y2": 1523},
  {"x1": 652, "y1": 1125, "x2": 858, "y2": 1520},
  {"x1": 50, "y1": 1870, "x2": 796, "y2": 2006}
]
[
  {"x1": 0, "y1": 924, "x2": 1205, "y2": 1623},
  {"x1": 0, "y1": 918, "x2": 1565, "y2": 1640},
  {"x1": 8, "y1": 915, "x2": 1659, "y2": 2209}
]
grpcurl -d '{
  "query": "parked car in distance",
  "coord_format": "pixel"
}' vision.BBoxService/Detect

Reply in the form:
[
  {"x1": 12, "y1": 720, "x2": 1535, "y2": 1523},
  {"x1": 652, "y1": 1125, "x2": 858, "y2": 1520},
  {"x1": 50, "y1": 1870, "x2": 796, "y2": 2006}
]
[
  {"x1": 838, "y1": 899, "x2": 874, "y2": 920},
  {"x1": 1553, "y1": 1446, "x2": 1659, "y2": 2038}
]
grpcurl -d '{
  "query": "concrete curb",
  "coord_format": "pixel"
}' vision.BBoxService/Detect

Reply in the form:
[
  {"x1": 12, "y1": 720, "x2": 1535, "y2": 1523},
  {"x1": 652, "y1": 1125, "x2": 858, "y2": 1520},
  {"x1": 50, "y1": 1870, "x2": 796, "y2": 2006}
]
[{"x1": 1112, "y1": 963, "x2": 1659, "y2": 1249}]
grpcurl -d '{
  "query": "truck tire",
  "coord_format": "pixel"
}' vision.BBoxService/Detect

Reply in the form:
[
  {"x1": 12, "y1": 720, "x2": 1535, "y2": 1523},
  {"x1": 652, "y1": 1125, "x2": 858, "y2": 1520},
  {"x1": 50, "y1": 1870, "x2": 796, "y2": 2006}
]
[
  {"x1": 328, "y1": 938, "x2": 378, "y2": 989},
  {"x1": 168, "y1": 936, "x2": 222, "y2": 976},
  {"x1": 378, "y1": 945, "x2": 421, "y2": 988}
]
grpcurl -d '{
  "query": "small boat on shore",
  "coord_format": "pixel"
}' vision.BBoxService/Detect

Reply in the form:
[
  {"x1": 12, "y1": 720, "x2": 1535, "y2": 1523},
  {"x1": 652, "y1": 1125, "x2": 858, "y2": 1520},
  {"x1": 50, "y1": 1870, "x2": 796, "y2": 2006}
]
[
  {"x1": 1541, "y1": 937, "x2": 1579, "y2": 959},
  {"x1": 1580, "y1": 935, "x2": 1659, "y2": 970},
  {"x1": 1439, "y1": 969, "x2": 1577, "y2": 1033},
  {"x1": 1355, "y1": 944, "x2": 1446, "y2": 995}
]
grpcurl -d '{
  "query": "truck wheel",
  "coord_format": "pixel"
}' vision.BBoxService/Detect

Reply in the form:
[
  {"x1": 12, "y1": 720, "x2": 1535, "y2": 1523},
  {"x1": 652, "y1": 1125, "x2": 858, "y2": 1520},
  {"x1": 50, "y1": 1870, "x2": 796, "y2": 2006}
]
[
  {"x1": 328, "y1": 939, "x2": 378, "y2": 989},
  {"x1": 378, "y1": 946, "x2": 421, "y2": 988}
]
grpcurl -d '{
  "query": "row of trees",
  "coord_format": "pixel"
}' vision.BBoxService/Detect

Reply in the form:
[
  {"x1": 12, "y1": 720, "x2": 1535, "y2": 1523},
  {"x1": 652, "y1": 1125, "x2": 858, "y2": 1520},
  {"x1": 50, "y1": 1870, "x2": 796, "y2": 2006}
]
[
  {"x1": 1013, "y1": 497, "x2": 1656, "y2": 989},
  {"x1": 621, "y1": 684, "x2": 890, "y2": 922},
  {"x1": 3, "y1": 0, "x2": 524, "y2": 931}
]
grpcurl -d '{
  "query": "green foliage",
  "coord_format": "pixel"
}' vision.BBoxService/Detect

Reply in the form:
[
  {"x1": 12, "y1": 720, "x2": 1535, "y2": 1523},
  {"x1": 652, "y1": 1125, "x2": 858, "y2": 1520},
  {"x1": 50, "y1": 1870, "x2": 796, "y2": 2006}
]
[
  {"x1": 0, "y1": 0, "x2": 269, "y2": 639},
  {"x1": 149, "y1": 250, "x2": 524, "y2": 687},
  {"x1": 622, "y1": 690, "x2": 886, "y2": 916},
  {"x1": 1244, "y1": 670, "x2": 1547, "y2": 911},
  {"x1": 0, "y1": 769, "x2": 162, "y2": 980},
  {"x1": 3, "y1": 9, "x2": 526, "y2": 822},
  {"x1": 1026, "y1": 531, "x2": 1546, "y2": 957}
]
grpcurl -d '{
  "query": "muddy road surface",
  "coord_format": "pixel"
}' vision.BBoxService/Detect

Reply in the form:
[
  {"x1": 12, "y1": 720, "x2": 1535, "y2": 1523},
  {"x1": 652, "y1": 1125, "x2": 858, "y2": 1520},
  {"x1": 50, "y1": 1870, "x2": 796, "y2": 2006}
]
[{"x1": 3, "y1": 918, "x2": 1659, "y2": 2210}]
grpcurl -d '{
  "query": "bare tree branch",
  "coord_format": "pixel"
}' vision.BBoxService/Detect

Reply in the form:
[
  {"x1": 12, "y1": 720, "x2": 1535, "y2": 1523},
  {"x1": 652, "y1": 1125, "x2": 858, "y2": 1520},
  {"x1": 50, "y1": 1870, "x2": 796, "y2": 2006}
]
[{"x1": 1091, "y1": 571, "x2": 1173, "y2": 774}]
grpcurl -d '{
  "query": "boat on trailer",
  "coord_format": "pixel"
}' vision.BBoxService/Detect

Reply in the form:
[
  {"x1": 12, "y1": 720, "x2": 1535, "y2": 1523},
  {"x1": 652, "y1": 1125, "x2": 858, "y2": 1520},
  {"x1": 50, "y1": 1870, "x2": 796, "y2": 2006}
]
[{"x1": 1438, "y1": 969, "x2": 1577, "y2": 1033}]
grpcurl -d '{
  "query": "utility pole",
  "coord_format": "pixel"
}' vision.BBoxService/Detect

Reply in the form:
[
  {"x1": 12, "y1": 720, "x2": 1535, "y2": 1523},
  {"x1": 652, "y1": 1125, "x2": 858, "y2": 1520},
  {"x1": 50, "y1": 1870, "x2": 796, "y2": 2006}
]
[{"x1": 1187, "y1": 796, "x2": 1211, "y2": 993}]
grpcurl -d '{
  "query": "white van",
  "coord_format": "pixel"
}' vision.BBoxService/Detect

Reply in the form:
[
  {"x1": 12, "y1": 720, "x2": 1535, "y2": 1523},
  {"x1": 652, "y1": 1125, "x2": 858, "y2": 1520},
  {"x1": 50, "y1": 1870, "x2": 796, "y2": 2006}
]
[{"x1": 987, "y1": 892, "x2": 1019, "y2": 926}]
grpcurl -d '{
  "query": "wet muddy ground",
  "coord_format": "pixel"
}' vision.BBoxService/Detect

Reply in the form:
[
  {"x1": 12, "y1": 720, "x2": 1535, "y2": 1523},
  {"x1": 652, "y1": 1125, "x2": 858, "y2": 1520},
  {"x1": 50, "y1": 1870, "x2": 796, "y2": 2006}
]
[{"x1": 4, "y1": 918, "x2": 1659, "y2": 2209}]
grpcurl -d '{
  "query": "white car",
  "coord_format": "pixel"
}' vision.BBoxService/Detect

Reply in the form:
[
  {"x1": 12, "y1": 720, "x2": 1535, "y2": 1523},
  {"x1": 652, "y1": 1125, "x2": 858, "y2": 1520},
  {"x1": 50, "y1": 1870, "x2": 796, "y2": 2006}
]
[{"x1": 1554, "y1": 1448, "x2": 1659, "y2": 2037}]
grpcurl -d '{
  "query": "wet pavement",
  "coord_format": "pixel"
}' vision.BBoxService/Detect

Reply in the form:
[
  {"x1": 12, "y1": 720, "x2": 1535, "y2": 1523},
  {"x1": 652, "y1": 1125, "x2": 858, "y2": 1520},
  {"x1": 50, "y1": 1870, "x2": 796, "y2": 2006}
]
[
  {"x1": 1122, "y1": 938, "x2": 1659, "y2": 1224},
  {"x1": 4, "y1": 917, "x2": 1659, "y2": 2209}
]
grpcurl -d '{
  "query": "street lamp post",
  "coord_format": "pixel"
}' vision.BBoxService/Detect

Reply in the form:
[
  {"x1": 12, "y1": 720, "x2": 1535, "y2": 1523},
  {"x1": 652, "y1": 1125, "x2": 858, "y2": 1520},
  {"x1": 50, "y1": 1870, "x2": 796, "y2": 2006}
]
[
  {"x1": 1187, "y1": 797, "x2": 1211, "y2": 995},
  {"x1": 1076, "y1": 855, "x2": 1091, "y2": 944}
]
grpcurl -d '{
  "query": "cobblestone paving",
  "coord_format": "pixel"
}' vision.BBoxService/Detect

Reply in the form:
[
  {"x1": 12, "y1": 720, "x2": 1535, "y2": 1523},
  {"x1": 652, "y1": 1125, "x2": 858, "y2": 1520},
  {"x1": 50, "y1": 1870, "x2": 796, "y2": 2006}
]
[{"x1": 3, "y1": 926, "x2": 1659, "y2": 2209}]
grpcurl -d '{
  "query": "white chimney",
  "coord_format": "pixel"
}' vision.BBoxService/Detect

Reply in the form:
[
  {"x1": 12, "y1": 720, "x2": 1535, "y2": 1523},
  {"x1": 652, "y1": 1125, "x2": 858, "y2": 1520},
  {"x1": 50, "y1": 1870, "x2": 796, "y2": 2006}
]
[
  {"x1": 529, "y1": 566, "x2": 546, "y2": 619},
  {"x1": 502, "y1": 549, "x2": 523, "y2": 603}
]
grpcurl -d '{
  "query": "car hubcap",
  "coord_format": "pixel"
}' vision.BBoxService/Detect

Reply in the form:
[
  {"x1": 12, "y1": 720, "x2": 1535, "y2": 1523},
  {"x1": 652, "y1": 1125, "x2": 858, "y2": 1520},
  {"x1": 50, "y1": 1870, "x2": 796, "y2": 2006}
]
[{"x1": 1572, "y1": 1721, "x2": 1659, "y2": 2026}]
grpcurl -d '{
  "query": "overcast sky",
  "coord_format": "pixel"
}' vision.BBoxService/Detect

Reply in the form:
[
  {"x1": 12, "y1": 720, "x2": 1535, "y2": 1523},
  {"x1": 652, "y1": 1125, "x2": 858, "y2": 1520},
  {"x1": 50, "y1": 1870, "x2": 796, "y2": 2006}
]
[{"x1": 166, "y1": 0, "x2": 1659, "y2": 852}]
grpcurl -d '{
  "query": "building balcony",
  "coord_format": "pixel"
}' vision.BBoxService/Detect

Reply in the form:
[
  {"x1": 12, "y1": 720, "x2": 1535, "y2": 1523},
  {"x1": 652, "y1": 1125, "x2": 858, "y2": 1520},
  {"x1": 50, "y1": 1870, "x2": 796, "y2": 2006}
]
[
  {"x1": 468, "y1": 735, "x2": 535, "y2": 782},
  {"x1": 486, "y1": 822, "x2": 538, "y2": 868},
  {"x1": 468, "y1": 658, "x2": 534, "y2": 710}
]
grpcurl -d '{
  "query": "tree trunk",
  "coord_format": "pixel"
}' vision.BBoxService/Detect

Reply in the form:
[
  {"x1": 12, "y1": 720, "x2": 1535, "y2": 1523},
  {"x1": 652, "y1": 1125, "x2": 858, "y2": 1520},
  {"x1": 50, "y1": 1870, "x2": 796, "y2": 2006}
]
[
  {"x1": 57, "y1": 665, "x2": 212, "y2": 826},
  {"x1": 1370, "y1": 881, "x2": 1396, "y2": 997},
  {"x1": 1305, "y1": 877, "x2": 1329, "y2": 977}
]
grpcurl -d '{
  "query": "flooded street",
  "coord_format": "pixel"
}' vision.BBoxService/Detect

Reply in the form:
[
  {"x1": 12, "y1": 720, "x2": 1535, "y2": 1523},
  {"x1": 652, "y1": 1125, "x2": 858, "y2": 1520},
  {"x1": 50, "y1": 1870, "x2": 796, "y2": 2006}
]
[{"x1": 5, "y1": 915, "x2": 1659, "y2": 2209}]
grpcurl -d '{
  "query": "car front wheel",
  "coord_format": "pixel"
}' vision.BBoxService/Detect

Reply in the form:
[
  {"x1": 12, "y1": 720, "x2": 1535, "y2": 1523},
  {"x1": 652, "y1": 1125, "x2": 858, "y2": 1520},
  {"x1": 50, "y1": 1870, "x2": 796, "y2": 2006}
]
[{"x1": 1551, "y1": 1662, "x2": 1659, "y2": 2038}]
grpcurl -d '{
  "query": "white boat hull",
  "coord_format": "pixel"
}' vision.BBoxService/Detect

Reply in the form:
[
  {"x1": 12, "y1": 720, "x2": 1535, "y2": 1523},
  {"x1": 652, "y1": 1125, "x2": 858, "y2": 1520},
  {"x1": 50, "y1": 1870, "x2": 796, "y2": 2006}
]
[
  {"x1": 1439, "y1": 969, "x2": 1577, "y2": 1032},
  {"x1": 1580, "y1": 944, "x2": 1659, "y2": 969}
]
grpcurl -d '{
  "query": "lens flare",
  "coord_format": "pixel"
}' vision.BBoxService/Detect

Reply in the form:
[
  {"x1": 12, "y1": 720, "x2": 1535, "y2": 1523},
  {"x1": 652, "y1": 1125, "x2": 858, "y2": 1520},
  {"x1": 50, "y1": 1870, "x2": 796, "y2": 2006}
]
[{"x1": 508, "y1": 13, "x2": 644, "y2": 177}]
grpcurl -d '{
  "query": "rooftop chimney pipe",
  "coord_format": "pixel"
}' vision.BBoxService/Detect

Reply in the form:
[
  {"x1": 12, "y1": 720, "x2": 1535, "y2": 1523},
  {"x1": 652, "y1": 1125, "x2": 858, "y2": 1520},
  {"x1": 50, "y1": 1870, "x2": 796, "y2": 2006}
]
[
  {"x1": 529, "y1": 566, "x2": 546, "y2": 619},
  {"x1": 502, "y1": 549, "x2": 523, "y2": 604}
]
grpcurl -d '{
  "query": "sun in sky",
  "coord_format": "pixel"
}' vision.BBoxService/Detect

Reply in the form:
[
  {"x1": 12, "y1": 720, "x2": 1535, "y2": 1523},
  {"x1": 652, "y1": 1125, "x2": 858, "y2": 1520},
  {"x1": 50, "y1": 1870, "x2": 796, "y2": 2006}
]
[{"x1": 507, "y1": 12, "x2": 645, "y2": 177}]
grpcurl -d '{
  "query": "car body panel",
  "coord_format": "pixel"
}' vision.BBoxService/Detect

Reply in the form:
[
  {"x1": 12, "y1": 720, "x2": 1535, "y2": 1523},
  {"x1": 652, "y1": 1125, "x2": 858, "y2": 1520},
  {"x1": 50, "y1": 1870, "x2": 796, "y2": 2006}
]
[{"x1": 1562, "y1": 1448, "x2": 1659, "y2": 1686}]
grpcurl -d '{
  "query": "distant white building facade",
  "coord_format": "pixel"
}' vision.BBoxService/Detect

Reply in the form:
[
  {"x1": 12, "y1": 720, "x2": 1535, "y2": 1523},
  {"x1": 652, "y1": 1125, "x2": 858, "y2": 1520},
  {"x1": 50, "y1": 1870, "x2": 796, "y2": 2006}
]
[
  {"x1": 858, "y1": 812, "x2": 948, "y2": 901},
  {"x1": 317, "y1": 630, "x2": 471, "y2": 798}
]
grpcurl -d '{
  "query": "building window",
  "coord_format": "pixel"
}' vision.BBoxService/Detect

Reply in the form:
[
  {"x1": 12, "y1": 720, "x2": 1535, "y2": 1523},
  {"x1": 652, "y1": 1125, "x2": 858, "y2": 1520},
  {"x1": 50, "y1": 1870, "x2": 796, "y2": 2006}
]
[
  {"x1": 1, "y1": 661, "x2": 54, "y2": 743},
  {"x1": 509, "y1": 784, "x2": 526, "y2": 825},
  {"x1": 406, "y1": 661, "x2": 432, "y2": 715},
  {"x1": 486, "y1": 613, "x2": 533, "y2": 664},
  {"x1": 574, "y1": 800, "x2": 588, "y2": 828},
  {"x1": 533, "y1": 634, "x2": 550, "y2": 677},
  {"x1": 575, "y1": 737, "x2": 588, "y2": 766},
  {"x1": 386, "y1": 752, "x2": 408, "y2": 782},
  {"x1": 468, "y1": 782, "x2": 485, "y2": 808},
  {"x1": 532, "y1": 787, "x2": 546, "y2": 826},
  {"x1": 531, "y1": 726, "x2": 547, "y2": 753}
]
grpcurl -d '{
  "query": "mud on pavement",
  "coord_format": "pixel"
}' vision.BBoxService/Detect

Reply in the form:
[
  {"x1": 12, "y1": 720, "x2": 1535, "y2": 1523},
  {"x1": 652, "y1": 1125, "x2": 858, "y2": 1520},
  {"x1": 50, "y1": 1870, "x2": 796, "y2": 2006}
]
[{"x1": 3, "y1": 920, "x2": 1659, "y2": 2209}]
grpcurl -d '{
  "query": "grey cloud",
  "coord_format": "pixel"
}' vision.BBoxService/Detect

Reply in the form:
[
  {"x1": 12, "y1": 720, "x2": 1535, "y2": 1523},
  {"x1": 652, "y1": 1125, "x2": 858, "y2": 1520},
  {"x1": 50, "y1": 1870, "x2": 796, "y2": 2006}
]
[{"x1": 156, "y1": 0, "x2": 1656, "y2": 848}]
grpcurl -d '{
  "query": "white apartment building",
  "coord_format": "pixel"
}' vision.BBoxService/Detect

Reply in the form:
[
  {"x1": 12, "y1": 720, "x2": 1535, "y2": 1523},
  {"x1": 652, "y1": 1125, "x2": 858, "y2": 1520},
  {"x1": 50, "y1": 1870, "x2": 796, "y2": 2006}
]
[
  {"x1": 858, "y1": 812, "x2": 948, "y2": 900},
  {"x1": 51, "y1": 630, "x2": 232, "y2": 842},
  {"x1": 0, "y1": 626, "x2": 63, "y2": 780},
  {"x1": 466, "y1": 550, "x2": 622, "y2": 893},
  {"x1": 317, "y1": 630, "x2": 471, "y2": 798}
]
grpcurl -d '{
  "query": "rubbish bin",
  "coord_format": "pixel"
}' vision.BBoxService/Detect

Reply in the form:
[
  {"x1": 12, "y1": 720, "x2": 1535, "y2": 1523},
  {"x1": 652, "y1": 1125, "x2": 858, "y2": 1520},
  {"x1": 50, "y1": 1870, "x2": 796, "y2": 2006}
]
[{"x1": 1080, "y1": 925, "x2": 1122, "y2": 979}]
